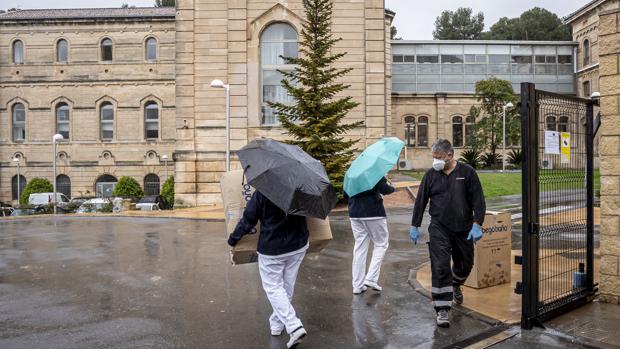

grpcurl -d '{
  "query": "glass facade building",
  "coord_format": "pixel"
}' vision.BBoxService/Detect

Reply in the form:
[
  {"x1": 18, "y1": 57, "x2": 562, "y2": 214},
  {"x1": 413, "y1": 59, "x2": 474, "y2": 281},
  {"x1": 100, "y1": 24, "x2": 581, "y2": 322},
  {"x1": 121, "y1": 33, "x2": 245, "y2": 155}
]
[{"x1": 392, "y1": 41, "x2": 577, "y2": 95}]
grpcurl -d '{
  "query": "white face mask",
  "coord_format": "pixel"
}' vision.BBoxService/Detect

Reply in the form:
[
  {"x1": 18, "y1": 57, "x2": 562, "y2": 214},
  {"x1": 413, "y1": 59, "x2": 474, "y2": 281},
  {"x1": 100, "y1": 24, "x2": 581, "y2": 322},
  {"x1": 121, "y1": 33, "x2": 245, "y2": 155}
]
[{"x1": 432, "y1": 158, "x2": 446, "y2": 171}]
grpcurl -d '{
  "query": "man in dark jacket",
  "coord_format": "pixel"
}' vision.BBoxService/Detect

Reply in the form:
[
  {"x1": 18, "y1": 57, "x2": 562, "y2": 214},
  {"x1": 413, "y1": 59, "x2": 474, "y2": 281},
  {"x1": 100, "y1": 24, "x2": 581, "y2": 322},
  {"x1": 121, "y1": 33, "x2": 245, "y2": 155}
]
[
  {"x1": 348, "y1": 177, "x2": 395, "y2": 294},
  {"x1": 228, "y1": 190, "x2": 308, "y2": 348},
  {"x1": 409, "y1": 139, "x2": 486, "y2": 328}
]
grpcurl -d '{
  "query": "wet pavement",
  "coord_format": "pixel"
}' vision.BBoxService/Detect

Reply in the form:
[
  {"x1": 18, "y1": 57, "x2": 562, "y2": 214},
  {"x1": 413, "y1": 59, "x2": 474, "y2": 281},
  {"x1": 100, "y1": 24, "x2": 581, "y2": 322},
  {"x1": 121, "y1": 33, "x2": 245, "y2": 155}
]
[{"x1": 0, "y1": 213, "x2": 598, "y2": 348}]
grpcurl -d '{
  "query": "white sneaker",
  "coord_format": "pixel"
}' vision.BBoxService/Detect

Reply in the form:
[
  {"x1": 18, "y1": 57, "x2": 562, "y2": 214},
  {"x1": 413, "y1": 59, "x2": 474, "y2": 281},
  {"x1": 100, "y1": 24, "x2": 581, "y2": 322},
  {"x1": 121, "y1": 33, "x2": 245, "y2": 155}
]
[
  {"x1": 353, "y1": 285, "x2": 368, "y2": 295},
  {"x1": 287, "y1": 327, "x2": 307, "y2": 348},
  {"x1": 271, "y1": 328, "x2": 283, "y2": 336},
  {"x1": 364, "y1": 281, "x2": 382, "y2": 292}
]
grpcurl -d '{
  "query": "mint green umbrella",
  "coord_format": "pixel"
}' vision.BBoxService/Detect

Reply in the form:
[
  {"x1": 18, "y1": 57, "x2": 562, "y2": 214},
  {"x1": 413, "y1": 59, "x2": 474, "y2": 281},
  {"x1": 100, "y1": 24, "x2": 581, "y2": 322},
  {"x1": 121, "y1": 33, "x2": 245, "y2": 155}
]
[{"x1": 344, "y1": 137, "x2": 405, "y2": 197}]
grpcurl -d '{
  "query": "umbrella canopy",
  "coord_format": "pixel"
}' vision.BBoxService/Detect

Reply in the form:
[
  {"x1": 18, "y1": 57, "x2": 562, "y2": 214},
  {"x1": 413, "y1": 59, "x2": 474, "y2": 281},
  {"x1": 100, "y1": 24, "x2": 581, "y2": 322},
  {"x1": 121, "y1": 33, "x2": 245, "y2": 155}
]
[
  {"x1": 238, "y1": 138, "x2": 338, "y2": 219},
  {"x1": 344, "y1": 137, "x2": 405, "y2": 197}
]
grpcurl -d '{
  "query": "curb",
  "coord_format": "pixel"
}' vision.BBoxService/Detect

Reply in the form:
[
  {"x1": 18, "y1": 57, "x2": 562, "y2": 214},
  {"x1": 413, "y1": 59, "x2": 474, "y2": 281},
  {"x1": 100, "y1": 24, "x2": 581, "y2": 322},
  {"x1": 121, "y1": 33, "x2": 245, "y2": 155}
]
[{"x1": 1, "y1": 214, "x2": 225, "y2": 223}]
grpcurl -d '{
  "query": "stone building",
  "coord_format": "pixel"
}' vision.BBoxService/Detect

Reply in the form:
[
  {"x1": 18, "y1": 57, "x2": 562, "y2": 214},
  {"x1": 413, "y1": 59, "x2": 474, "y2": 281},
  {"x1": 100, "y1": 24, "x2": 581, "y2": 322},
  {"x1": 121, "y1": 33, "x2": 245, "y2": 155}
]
[
  {"x1": 0, "y1": 8, "x2": 176, "y2": 203},
  {"x1": 391, "y1": 40, "x2": 577, "y2": 168},
  {"x1": 564, "y1": 0, "x2": 620, "y2": 99},
  {"x1": 173, "y1": 0, "x2": 393, "y2": 205}
]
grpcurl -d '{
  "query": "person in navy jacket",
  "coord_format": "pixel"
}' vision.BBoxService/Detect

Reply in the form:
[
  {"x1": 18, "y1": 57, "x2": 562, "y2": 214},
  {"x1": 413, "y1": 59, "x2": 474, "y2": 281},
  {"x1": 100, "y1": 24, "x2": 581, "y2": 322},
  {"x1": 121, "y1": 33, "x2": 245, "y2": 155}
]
[
  {"x1": 347, "y1": 177, "x2": 395, "y2": 294},
  {"x1": 228, "y1": 190, "x2": 308, "y2": 348}
]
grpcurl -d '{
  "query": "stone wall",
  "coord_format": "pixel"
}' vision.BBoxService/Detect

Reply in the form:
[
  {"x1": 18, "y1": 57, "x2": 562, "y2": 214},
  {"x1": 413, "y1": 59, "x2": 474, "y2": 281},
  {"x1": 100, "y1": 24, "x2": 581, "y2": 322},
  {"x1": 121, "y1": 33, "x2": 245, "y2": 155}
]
[{"x1": 599, "y1": 7, "x2": 620, "y2": 304}]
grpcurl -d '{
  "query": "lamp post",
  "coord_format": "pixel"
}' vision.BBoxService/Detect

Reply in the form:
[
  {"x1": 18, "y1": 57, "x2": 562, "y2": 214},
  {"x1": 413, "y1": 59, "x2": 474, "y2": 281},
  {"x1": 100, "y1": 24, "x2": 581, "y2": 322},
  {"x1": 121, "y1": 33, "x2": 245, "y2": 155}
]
[
  {"x1": 210, "y1": 79, "x2": 231, "y2": 172},
  {"x1": 162, "y1": 154, "x2": 169, "y2": 180},
  {"x1": 502, "y1": 102, "x2": 514, "y2": 172},
  {"x1": 13, "y1": 157, "x2": 21, "y2": 204},
  {"x1": 52, "y1": 133, "x2": 64, "y2": 215}
]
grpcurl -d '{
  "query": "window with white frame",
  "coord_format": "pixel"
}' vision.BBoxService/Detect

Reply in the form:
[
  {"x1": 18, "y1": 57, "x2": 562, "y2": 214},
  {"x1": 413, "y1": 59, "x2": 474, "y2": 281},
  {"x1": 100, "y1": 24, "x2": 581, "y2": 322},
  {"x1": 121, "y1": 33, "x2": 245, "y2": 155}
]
[
  {"x1": 13, "y1": 40, "x2": 24, "y2": 64},
  {"x1": 100, "y1": 102, "x2": 114, "y2": 140},
  {"x1": 12, "y1": 103, "x2": 26, "y2": 142},
  {"x1": 145, "y1": 102, "x2": 159, "y2": 139},
  {"x1": 57, "y1": 39, "x2": 68, "y2": 63},
  {"x1": 145, "y1": 37, "x2": 157, "y2": 61},
  {"x1": 260, "y1": 23, "x2": 298, "y2": 125},
  {"x1": 56, "y1": 103, "x2": 70, "y2": 140}
]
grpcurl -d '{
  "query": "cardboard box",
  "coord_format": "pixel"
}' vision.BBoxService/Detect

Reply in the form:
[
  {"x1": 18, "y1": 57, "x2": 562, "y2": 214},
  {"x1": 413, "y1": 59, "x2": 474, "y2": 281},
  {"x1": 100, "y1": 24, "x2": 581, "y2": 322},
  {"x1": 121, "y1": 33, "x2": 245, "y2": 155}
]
[
  {"x1": 220, "y1": 170, "x2": 333, "y2": 265},
  {"x1": 464, "y1": 211, "x2": 512, "y2": 289}
]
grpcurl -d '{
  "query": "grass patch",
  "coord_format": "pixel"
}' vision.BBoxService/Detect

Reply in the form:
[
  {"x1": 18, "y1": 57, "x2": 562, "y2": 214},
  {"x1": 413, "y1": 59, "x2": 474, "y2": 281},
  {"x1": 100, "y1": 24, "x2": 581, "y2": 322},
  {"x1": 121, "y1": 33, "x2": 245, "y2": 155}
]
[{"x1": 399, "y1": 169, "x2": 601, "y2": 199}]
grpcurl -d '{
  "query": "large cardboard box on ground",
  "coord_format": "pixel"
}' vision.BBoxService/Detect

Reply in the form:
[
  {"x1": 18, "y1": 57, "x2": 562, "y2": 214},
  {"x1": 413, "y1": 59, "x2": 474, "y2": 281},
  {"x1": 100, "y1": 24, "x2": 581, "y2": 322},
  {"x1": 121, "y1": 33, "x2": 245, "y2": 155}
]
[
  {"x1": 464, "y1": 211, "x2": 512, "y2": 289},
  {"x1": 220, "y1": 170, "x2": 333, "y2": 265}
]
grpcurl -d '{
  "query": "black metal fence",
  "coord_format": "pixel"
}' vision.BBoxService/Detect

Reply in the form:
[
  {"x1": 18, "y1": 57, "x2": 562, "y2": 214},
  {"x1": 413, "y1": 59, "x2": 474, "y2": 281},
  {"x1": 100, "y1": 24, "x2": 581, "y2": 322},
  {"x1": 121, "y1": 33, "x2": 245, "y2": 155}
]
[{"x1": 519, "y1": 82, "x2": 596, "y2": 329}]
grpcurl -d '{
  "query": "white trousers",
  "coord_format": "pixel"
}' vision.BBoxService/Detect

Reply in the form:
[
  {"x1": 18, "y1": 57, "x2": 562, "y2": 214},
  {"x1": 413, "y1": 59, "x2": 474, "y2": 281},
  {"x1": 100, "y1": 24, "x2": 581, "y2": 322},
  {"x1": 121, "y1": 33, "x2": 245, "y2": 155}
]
[
  {"x1": 350, "y1": 218, "x2": 389, "y2": 291},
  {"x1": 258, "y1": 249, "x2": 306, "y2": 334}
]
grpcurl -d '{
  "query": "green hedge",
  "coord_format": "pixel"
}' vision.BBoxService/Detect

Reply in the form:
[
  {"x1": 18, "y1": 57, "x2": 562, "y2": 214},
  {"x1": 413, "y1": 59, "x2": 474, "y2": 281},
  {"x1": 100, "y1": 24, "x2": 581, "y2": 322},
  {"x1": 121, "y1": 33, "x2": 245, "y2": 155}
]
[
  {"x1": 111, "y1": 176, "x2": 144, "y2": 200},
  {"x1": 161, "y1": 176, "x2": 174, "y2": 207}
]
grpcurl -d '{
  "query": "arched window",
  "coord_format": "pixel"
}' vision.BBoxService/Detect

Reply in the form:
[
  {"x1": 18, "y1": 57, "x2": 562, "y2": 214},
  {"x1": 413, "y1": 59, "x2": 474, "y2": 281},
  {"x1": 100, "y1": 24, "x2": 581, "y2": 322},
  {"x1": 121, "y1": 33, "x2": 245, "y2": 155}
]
[
  {"x1": 558, "y1": 116, "x2": 569, "y2": 133},
  {"x1": 101, "y1": 38, "x2": 113, "y2": 61},
  {"x1": 12, "y1": 103, "x2": 26, "y2": 142},
  {"x1": 144, "y1": 174, "x2": 161, "y2": 196},
  {"x1": 417, "y1": 116, "x2": 429, "y2": 147},
  {"x1": 57, "y1": 39, "x2": 68, "y2": 63},
  {"x1": 145, "y1": 37, "x2": 157, "y2": 60},
  {"x1": 144, "y1": 102, "x2": 159, "y2": 140},
  {"x1": 452, "y1": 116, "x2": 464, "y2": 148},
  {"x1": 583, "y1": 39, "x2": 590, "y2": 66},
  {"x1": 56, "y1": 175, "x2": 71, "y2": 197},
  {"x1": 96, "y1": 174, "x2": 118, "y2": 198},
  {"x1": 404, "y1": 116, "x2": 415, "y2": 146},
  {"x1": 12, "y1": 40, "x2": 24, "y2": 64},
  {"x1": 56, "y1": 103, "x2": 70, "y2": 140},
  {"x1": 100, "y1": 102, "x2": 114, "y2": 140},
  {"x1": 465, "y1": 115, "x2": 476, "y2": 146},
  {"x1": 546, "y1": 115, "x2": 557, "y2": 131},
  {"x1": 12, "y1": 175, "x2": 27, "y2": 201},
  {"x1": 260, "y1": 22, "x2": 298, "y2": 125}
]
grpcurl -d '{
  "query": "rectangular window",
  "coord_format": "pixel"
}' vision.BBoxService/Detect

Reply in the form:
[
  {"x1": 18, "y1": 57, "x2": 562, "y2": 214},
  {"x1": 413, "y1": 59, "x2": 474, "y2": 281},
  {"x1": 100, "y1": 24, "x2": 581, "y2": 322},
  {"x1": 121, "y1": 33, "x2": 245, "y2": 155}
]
[
  {"x1": 488, "y1": 55, "x2": 510, "y2": 63},
  {"x1": 102, "y1": 46, "x2": 112, "y2": 61},
  {"x1": 145, "y1": 107, "x2": 159, "y2": 139},
  {"x1": 558, "y1": 55, "x2": 573, "y2": 64},
  {"x1": 583, "y1": 81, "x2": 591, "y2": 97},
  {"x1": 441, "y1": 55, "x2": 463, "y2": 63},
  {"x1": 404, "y1": 55, "x2": 415, "y2": 63},
  {"x1": 393, "y1": 55, "x2": 404, "y2": 63},
  {"x1": 511, "y1": 55, "x2": 533, "y2": 64},
  {"x1": 417, "y1": 55, "x2": 439, "y2": 64},
  {"x1": 465, "y1": 54, "x2": 487, "y2": 63},
  {"x1": 100, "y1": 107, "x2": 114, "y2": 140}
]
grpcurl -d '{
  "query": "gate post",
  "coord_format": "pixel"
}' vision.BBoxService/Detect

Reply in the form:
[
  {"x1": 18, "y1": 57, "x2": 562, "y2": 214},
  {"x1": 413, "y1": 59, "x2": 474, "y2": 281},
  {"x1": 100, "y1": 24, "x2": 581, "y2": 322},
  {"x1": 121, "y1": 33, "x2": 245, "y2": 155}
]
[
  {"x1": 520, "y1": 82, "x2": 540, "y2": 329},
  {"x1": 586, "y1": 100, "x2": 595, "y2": 291}
]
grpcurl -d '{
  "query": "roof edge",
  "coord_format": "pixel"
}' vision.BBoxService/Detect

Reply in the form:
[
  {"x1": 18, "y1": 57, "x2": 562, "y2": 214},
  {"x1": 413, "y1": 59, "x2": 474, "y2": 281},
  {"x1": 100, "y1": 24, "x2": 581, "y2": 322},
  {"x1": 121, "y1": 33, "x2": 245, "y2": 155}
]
[{"x1": 392, "y1": 40, "x2": 578, "y2": 45}]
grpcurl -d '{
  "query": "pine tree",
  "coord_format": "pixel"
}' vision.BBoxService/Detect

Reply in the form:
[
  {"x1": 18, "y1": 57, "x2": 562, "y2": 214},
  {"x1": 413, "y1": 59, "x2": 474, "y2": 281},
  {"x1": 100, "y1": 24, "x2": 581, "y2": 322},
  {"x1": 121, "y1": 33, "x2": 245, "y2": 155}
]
[{"x1": 268, "y1": 0, "x2": 363, "y2": 195}]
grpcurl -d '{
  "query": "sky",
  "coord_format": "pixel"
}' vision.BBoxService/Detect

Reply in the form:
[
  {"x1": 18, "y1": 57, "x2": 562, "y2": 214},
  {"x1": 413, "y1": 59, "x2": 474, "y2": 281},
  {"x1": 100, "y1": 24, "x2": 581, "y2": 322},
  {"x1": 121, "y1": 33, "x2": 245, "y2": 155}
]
[{"x1": 3, "y1": 0, "x2": 588, "y2": 40}]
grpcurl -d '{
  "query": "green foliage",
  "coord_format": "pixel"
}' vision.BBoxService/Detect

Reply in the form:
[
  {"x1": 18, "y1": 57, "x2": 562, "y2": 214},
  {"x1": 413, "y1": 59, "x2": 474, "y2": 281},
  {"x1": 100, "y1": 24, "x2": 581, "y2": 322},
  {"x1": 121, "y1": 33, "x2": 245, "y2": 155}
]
[
  {"x1": 269, "y1": 0, "x2": 362, "y2": 196},
  {"x1": 459, "y1": 148, "x2": 482, "y2": 168},
  {"x1": 482, "y1": 7, "x2": 571, "y2": 41},
  {"x1": 391, "y1": 26, "x2": 402, "y2": 40},
  {"x1": 154, "y1": 0, "x2": 175, "y2": 7},
  {"x1": 507, "y1": 148, "x2": 523, "y2": 166},
  {"x1": 481, "y1": 152, "x2": 502, "y2": 168},
  {"x1": 19, "y1": 177, "x2": 53, "y2": 205},
  {"x1": 468, "y1": 77, "x2": 519, "y2": 159},
  {"x1": 101, "y1": 202, "x2": 114, "y2": 213},
  {"x1": 161, "y1": 176, "x2": 175, "y2": 207},
  {"x1": 112, "y1": 176, "x2": 144, "y2": 200},
  {"x1": 433, "y1": 7, "x2": 485, "y2": 40}
]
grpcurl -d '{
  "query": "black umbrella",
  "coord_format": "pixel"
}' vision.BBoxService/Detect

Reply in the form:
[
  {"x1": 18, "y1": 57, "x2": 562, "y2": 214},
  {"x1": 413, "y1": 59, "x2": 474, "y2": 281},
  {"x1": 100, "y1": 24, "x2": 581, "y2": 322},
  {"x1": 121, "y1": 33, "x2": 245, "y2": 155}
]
[{"x1": 238, "y1": 138, "x2": 338, "y2": 219}]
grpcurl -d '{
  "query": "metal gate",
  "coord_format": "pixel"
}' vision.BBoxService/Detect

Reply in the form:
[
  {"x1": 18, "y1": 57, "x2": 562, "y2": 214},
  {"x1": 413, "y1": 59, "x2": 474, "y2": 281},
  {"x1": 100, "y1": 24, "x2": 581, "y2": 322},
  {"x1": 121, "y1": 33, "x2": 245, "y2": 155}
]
[{"x1": 518, "y1": 82, "x2": 596, "y2": 329}]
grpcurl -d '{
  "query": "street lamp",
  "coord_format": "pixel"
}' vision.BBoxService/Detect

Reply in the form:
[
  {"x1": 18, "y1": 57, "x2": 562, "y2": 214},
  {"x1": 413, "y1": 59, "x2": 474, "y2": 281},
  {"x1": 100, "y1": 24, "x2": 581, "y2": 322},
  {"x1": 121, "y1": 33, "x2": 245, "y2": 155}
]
[
  {"x1": 210, "y1": 79, "x2": 231, "y2": 172},
  {"x1": 502, "y1": 102, "x2": 515, "y2": 172},
  {"x1": 12, "y1": 157, "x2": 21, "y2": 204},
  {"x1": 162, "y1": 154, "x2": 169, "y2": 180},
  {"x1": 52, "y1": 133, "x2": 64, "y2": 215}
]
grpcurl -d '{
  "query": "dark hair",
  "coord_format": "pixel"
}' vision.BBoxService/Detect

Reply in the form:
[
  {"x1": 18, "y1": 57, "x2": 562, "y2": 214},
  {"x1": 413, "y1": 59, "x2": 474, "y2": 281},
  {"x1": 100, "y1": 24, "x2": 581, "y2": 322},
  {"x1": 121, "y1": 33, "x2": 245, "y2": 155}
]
[{"x1": 431, "y1": 139, "x2": 454, "y2": 155}]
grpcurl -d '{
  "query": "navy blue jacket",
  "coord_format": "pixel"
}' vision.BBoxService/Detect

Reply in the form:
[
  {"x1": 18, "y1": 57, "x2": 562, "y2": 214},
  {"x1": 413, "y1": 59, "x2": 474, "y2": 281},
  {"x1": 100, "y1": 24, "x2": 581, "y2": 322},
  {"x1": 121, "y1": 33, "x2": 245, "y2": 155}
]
[
  {"x1": 347, "y1": 177, "x2": 395, "y2": 218},
  {"x1": 228, "y1": 191, "x2": 309, "y2": 256}
]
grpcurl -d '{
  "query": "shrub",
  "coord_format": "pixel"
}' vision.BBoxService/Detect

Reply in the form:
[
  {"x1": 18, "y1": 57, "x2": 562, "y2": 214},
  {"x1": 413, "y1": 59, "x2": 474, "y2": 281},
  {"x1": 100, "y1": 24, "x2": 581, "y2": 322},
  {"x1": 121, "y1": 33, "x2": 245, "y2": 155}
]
[
  {"x1": 112, "y1": 176, "x2": 144, "y2": 201},
  {"x1": 19, "y1": 177, "x2": 53, "y2": 205},
  {"x1": 481, "y1": 152, "x2": 502, "y2": 168},
  {"x1": 459, "y1": 148, "x2": 482, "y2": 168},
  {"x1": 101, "y1": 202, "x2": 114, "y2": 213},
  {"x1": 507, "y1": 148, "x2": 523, "y2": 166},
  {"x1": 161, "y1": 176, "x2": 175, "y2": 208}
]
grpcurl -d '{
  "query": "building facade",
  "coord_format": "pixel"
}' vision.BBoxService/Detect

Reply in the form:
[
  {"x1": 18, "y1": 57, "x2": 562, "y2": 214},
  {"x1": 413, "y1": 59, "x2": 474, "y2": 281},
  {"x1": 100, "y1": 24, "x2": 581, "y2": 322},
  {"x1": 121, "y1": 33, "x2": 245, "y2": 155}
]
[
  {"x1": 0, "y1": 8, "x2": 176, "y2": 203},
  {"x1": 391, "y1": 40, "x2": 578, "y2": 168},
  {"x1": 173, "y1": 0, "x2": 393, "y2": 205}
]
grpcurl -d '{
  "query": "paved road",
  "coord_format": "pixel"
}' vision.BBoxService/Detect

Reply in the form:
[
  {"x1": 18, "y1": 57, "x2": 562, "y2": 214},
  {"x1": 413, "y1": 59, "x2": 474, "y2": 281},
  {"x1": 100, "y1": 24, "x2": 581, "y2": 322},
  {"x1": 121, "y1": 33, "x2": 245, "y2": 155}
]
[{"x1": 0, "y1": 215, "x2": 584, "y2": 348}]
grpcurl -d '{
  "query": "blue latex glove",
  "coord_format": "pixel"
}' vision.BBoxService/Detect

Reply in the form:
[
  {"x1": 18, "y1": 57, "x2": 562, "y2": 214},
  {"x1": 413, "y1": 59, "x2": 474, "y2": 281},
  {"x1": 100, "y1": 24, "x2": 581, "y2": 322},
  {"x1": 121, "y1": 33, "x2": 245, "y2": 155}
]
[
  {"x1": 467, "y1": 223, "x2": 483, "y2": 243},
  {"x1": 410, "y1": 226, "x2": 420, "y2": 244}
]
